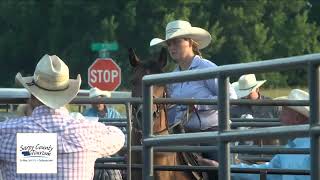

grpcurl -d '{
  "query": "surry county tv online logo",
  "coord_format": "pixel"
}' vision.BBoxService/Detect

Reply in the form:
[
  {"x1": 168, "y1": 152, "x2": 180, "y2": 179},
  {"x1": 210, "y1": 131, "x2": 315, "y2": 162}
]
[
  {"x1": 20, "y1": 144, "x2": 54, "y2": 159},
  {"x1": 16, "y1": 133, "x2": 57, "y2": 174}
]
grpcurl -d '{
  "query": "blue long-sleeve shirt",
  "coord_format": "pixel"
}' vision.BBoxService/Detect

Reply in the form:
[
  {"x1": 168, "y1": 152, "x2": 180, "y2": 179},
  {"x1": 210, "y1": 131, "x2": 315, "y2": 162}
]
[
  {"x1": 83, "y1": 106, "x2": 124, "y2": 180},
  {"x1": 232, "y1": 137, "x2": 310, "y2": 180},
  {"x1": 83, "y1": 107, "x2": 122, "y2": 119},
  {"x1": 167, "y1": 55, "x2": 237, "y2": 130}
]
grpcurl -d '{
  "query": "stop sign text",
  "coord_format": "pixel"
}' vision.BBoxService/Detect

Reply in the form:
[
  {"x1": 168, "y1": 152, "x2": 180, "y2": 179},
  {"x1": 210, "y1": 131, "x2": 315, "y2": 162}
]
[
  {"x1": 90, "y1": 69, "x2": 119, "y2": 83},
  {"x1": 88, "y1": 58, "x2": 121, "y2": 91}
]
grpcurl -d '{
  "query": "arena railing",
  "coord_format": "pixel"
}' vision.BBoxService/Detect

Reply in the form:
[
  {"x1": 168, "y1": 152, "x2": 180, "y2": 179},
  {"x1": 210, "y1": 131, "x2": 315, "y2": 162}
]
[
  {"x1": 141, "y1": 53, "x2": 320, "y2": 180},
  {"x1": 0, "y1": 87, "x2": 314, "y2": 180},
  {"x1": 0, "y1": 89, "x2": 313, "y2": 180},
  {"x1": 0, "y1": 54, "x2": 318, "y2": 180}
]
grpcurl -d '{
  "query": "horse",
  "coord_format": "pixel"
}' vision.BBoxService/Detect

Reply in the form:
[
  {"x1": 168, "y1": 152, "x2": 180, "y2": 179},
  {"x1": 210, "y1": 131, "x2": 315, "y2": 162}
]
[{"x1": 128, "y1": 48, "x2": 196, "y2": 180}]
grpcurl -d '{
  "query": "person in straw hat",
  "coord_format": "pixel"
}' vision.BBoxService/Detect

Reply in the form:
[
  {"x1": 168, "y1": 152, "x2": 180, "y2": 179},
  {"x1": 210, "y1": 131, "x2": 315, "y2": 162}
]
[
  {"x1": 198, "y1": 89, "x2": 311, "y2": 180},
  {"x1": 150, "y1": 19, "x2": 237, "y2": 179},
  {"x1": 150, "y1": 19, "x2": 237, "y2": 130},
  {"x1": 83, "y1": 88, "x2": 124, "y2": 180},
  {"x1": 230, "y1": 74, "x2": 282, "y2": 161},
  {"x1": 0, "y1": 54, "x2": 125, "y2": 179},
  {"x1": 231, "y1": 74, "x2": 280, "y2": 119},
  {"x1": 83, "y1": 87, "x2": 122, "y2": 119}
]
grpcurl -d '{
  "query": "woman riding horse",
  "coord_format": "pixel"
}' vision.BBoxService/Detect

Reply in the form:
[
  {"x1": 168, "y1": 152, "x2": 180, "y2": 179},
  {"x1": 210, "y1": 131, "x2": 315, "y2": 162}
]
[
  {"x1": 150, "y1": 20, "x2": 237, "y2": 179},
  {"x1": 128, "y1": 48, "x2": 196, "y2": 180}
]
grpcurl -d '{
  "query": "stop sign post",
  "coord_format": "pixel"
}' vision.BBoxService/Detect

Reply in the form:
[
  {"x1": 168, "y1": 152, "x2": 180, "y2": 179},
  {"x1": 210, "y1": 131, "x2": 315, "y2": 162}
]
[{"x1": 88, "y1": 58, "x2": 121, "y2": 91}]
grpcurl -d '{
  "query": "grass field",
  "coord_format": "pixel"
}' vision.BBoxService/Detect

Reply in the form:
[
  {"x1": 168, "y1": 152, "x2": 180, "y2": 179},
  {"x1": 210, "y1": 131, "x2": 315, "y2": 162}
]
[{"x1": 262, "y1": 87, "x2": 308, "y2": 98}]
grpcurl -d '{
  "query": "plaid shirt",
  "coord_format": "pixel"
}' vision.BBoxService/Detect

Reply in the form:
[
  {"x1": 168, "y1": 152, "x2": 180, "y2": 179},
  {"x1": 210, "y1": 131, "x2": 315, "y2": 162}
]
[{"x1": 0, "y1": 106, "x2": 125, "y2": 180}]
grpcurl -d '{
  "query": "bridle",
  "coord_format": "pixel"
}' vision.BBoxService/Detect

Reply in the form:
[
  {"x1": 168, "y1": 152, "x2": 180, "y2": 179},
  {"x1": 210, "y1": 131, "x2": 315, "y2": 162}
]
[{"x1": 133, "y1": 90, "x2": 169, "y2": 136}]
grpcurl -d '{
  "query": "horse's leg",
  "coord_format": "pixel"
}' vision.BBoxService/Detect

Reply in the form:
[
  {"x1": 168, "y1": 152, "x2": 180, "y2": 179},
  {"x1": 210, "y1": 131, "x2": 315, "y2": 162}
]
[
  {"x1": 173, "y1": 153, "x2": 195, "y2": 180},
  {"x1": 154, "y1": 152, "x2": 194, "y2": 180},
  {"x1": 153, "y1": 152, "x2": 175, "y2": 180}
]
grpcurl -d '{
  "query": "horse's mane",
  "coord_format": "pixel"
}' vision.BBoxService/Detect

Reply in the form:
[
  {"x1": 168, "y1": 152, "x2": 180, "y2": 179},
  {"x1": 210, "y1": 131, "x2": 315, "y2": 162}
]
[{"x1": 128, "y1": 48, "x2": 167, "y2": 97}]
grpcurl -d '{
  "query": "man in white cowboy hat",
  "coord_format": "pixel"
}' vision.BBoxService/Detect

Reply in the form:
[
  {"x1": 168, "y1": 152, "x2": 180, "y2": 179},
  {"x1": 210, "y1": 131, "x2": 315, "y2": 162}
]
[
  {"x1": 151, "y1": 19, "x2": 237, "y2": 180},
  {"x1": 0, "y1": 54, "x2": 125, "y2": 179},
  {"x1": 231, "y1": 74, "x2": 281, "y2": 161},
  {"x1": 198, "y1": 89, "x2": 311, "y2": 180},
  {"x1": 83, "y1": 87, "x2": 122, "y2": 119},
  {"x1": 231, "y1": 74, "x2": 280, "y2": 119},
  {"x1": 83, "y1": 87, "x2": 124, "y2": 180}
]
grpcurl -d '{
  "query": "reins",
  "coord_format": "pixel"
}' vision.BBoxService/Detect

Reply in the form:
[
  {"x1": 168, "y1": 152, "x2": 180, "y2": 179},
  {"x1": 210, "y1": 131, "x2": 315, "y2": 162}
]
[{"x1": 133, "y1": 89, "x2": 169, "y2": 141}]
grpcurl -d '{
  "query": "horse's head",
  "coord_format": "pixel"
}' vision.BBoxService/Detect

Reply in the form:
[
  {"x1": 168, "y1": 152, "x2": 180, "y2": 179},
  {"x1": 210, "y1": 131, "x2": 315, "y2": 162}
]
[
  {"x1": 128, "y1": 48, "x2": 168, "y2": 134},
  {"x1": 128, "y1": 48, "x2": 167, "y2": 97}
]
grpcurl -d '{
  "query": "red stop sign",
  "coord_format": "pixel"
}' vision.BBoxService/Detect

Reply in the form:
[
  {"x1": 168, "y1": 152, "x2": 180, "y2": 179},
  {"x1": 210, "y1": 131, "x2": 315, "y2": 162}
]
[{"x1": 88, "y1": 58, "x2": 121, "y2": 91}]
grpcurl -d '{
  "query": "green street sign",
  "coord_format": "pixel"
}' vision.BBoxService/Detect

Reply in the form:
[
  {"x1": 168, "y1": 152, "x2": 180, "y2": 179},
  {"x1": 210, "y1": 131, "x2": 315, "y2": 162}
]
[{"x1": 91, "y1": 42, "x2": 119, "y2": 51}]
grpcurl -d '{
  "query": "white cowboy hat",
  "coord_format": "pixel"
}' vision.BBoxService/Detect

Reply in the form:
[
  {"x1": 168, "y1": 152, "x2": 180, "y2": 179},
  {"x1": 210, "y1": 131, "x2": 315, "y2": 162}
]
[
  {"x1": 150, "y1": 20, "x2": 212, "y2": 49},
  {"x1": 275, "y1": 89, "x2": 309, "y2": 118},
  {"x1": 231, "y1": 74, "x2": 266, "y2": 98},
  {"x1": 69, "y1": 112, "x2": 99, "y2": 122},
  {"x1": 15, "y1": 54, "x2": 81, "y2": 109},
  {"x1": 89, "y1": 87, "x2": 111, "y2": 98}
]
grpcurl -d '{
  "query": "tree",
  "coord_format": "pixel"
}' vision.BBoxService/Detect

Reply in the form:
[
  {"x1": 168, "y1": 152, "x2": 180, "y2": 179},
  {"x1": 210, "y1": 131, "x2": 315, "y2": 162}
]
[
  {"x1": 0, "y1": 0, "x2": 319, "y2": 89},
  {"x1": 205, "y1": 0, "x2": 320, "y2": 87}
]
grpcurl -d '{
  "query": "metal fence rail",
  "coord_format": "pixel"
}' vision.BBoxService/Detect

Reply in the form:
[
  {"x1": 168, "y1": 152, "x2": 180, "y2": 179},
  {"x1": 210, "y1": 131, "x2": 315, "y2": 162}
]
[
  {"x1": 141, "y1": 53, "x2": 320, "y2": 180},
  {"x1": 124, "y1": 145, "x2": 309, "y2": 154},
  {"x1": 0, "y1": 87, "x2": 316, "y2": 179},
  {"x1": 0, "y1": 53, "x2": 319, "y2": 180},
  {"x1": 0, "y1": 91, "x2": 133, "y2": 180},
  {"x1": 95, "y1": 163, "x2": 310, "y2": 175}
]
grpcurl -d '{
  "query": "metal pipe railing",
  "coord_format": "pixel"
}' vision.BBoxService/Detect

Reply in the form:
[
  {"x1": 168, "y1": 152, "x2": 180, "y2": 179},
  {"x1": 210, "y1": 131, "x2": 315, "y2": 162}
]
[
  {"x1": 141, "y1": 53, "x2": 320, "y2": 180},
  {"x1": 142, "y1": 53, "x2": 320, "y2": 85},
  {"x1": 143, "y1": 125, "x2": 310, "y2": 146},
  {"x1": 308, "y1": 64, "x2": 320, "y2": 180},
  {"x1": 123, "y1": 145, "x2": 310, "y2": 154},
  {"x1": 0, "y1": 89, "x2": 316, "y2": 179},
  {"x1": 95, "y1": 163, "x2": 310, "y2": 175},
  {"x1": 125, "y1": 102, "x2": 132, "y2": 180},
  {"x1": 0, "y1": 90, "x2": 310, "y2": 106},
  {"x1": 218, "y1": 75, "x2": 231, "y2": 179},
  {"x1": 100, "y1": 121, "x2": 282, "y2": 128},
  {"x1": 0, "y1": 50, "x2": 320, "y2": 180},
  {"x1": 142, "y1": 82, "x2": 153, "y2": 179}
]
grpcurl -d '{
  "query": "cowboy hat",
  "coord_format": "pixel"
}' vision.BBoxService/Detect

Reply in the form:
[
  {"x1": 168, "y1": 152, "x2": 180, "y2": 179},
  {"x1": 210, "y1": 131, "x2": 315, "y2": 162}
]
[
  {"x1": 231, "y1": 74, "x2": 266, "y2": 98},
  {"x1": 69, "y1": 112, "x2": 99, "y2": 122},
  {"x1": 15, "y1": 54, "x2": 81, "y2": 109},
  {"x1": 89, "y1": 87, "x2": 111, "y2": 98},
  {"x1": 275, "y1": 89, "x2": 309, "y2": 117},
  {"x1": 150, "y1": 20, "x2": 212, "y2": 49}
]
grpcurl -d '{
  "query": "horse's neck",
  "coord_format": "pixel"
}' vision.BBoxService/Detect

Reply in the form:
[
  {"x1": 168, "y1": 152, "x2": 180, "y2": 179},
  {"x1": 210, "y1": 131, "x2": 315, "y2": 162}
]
[{"x1": 153, "y1": 109, "x2": 169, "y2": 135}]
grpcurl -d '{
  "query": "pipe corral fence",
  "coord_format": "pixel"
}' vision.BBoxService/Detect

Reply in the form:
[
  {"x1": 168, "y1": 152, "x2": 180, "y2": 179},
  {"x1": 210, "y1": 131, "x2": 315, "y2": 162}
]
[
  {"x1": 0, "y1": 92, "x2": 311, "y2": 180},
  {"x1": 141, "y1": 53, "x2": 320, "y2": 180},
  {"x1": 0, "y1": 53, "x2": 319, "y2": 180},
  {"x1": 0, "y1": 91, "x2": 312, "y2": 180}
]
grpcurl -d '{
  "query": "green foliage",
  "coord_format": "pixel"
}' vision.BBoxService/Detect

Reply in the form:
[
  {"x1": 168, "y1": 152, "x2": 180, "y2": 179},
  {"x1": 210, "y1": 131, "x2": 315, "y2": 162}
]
[{"x1": 0, "y1": 0, "x2": 319, "y2": 90}]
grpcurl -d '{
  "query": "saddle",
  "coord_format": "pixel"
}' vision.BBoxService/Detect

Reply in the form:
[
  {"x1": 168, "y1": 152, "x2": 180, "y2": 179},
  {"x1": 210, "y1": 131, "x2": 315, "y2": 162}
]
[{"x1": 170, "y1": 123, "x2": 203, "y2": 180}]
